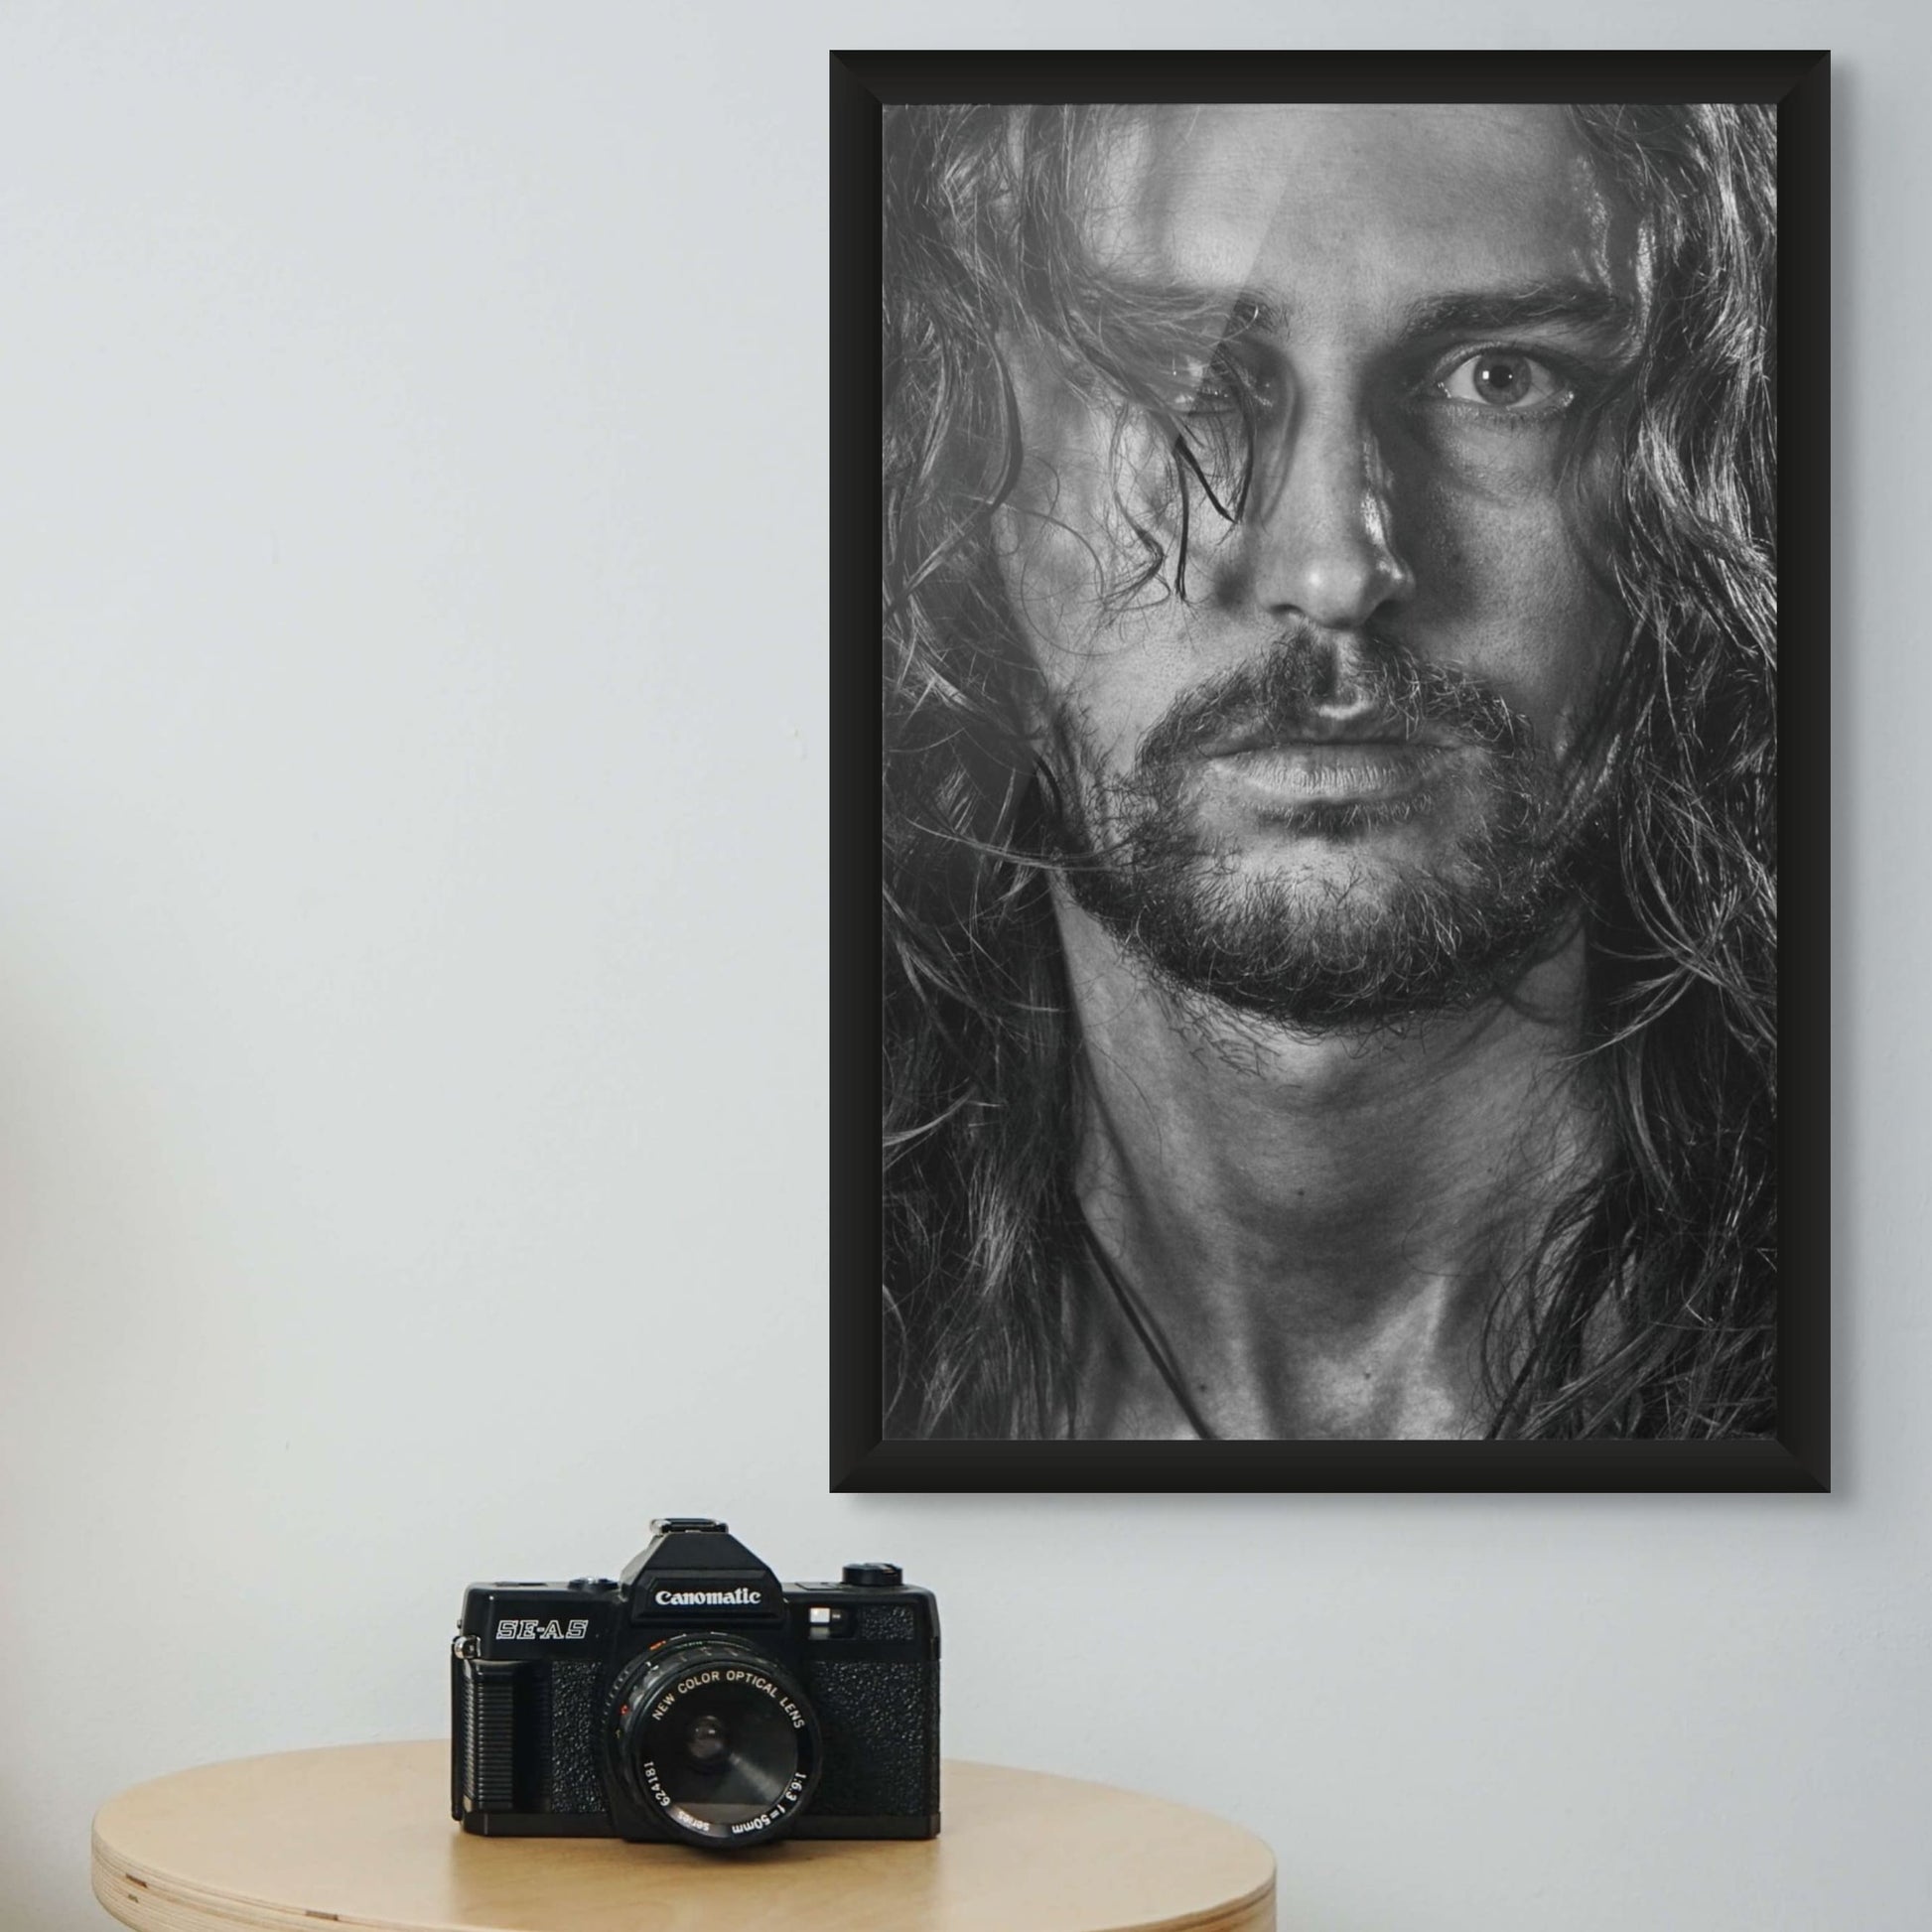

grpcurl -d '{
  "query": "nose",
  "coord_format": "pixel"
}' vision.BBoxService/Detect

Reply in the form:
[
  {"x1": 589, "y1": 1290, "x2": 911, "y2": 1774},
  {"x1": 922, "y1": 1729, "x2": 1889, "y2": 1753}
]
[{"x1": 1242, "y1": 399, "x2": 1414, "y2": 629}]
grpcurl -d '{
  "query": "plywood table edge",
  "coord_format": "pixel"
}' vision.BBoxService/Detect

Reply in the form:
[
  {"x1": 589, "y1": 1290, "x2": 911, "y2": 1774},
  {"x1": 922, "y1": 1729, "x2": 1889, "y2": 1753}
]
[
  {"x1": 92, "y1": 1745, "x2": 1277, "y2": 1932},
  {"x1": 1120, "y1": 1880, "x2": 1277, "y2": 1932},
  {"x1": 93, "y1": 1827, "x2": 425, "y2": 1932},
  {"x1": 95, "y1": 1831, "x2": 1273, "y2": 1932}
]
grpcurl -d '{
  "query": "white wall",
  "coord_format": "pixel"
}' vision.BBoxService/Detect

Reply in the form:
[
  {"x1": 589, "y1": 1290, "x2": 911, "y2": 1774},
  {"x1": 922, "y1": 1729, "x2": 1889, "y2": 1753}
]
[{"x1": 0, "y1": 5, "x2": 1921, "y2": 1929}]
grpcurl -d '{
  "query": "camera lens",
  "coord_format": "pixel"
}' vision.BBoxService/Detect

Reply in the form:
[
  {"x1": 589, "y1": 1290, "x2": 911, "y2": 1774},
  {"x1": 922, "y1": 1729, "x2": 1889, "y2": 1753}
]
[
  {"x1": 612, "y1": 1639, "x2": 821, "y2": 1848},
  {"x1": 684, "y1": 1713, "x2": 730, "y2": 1766}
]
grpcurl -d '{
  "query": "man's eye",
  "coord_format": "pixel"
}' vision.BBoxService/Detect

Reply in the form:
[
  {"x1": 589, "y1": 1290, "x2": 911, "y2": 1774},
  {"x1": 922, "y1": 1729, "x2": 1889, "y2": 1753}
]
[
  {"x1": 1437, "y1": 350, "x2": 1572, "y2": 413},
  {"x1": 1172, "y1": 347, "x2": 1278, "y2": 420}
]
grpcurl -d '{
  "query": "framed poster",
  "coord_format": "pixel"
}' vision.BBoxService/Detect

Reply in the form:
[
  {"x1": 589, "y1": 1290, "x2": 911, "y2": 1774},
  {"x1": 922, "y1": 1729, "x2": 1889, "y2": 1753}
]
[{"x1": 831, "y1": 51, "x2": 1828, "y2": 1491}]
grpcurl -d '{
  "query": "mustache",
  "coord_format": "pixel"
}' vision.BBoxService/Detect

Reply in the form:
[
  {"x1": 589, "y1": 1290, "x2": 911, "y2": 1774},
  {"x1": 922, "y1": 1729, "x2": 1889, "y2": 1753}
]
[{"x1": 1135, "y1": 626, "x2": 1536, "y2": 774}]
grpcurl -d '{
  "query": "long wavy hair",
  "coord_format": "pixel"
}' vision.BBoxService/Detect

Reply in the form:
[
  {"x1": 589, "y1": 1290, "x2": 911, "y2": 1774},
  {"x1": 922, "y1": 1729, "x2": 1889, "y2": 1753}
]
[{"x1": 882, "y1": 102, "x2": 1778, "y2": 1440}]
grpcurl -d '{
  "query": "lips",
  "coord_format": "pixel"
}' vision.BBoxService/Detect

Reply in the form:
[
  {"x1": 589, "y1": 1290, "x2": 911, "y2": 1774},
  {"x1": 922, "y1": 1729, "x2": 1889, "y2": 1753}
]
[
  {"x1": 1215, "y1": 740, "x2": 1462, "y2": 800},
  {"x1": 1193, "y1": 717, "x2": 1464, "y2": 759}
]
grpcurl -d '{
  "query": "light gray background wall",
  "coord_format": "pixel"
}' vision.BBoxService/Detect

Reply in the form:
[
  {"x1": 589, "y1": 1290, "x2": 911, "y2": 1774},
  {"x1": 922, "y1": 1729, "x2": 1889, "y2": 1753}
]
[{"x1": 0, "y1": 5, "x2": 1916, "y2": 1929}]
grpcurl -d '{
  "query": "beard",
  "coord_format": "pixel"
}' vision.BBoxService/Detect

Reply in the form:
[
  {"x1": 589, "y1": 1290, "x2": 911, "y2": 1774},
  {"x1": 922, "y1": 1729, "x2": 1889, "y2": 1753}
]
[{"x1": 1040, "y1": 631, "x2": 1605, "y2": 1031}]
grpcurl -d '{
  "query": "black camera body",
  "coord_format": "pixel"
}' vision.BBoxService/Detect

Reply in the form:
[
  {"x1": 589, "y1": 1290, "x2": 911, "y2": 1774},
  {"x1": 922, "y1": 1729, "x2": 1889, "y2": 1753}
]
[{"x1": 451, "y1": 1518, "x2": 939, "y2": 1848}]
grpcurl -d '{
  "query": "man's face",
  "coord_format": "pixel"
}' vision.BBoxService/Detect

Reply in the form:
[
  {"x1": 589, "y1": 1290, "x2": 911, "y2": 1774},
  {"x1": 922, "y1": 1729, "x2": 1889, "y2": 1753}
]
[{"x1": 994, "y1": 103, "x2": 1637, "y2": 1024}]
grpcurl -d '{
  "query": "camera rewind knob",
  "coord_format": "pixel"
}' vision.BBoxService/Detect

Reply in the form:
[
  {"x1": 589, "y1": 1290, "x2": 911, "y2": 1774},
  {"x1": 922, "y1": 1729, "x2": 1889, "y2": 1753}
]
[{"x1": 841, "y1": 1562, "x2": 902, "y2": 1588}]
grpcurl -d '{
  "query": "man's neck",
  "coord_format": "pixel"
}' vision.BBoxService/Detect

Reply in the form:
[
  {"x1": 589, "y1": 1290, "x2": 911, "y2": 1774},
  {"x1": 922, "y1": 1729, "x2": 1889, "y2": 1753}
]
[{"x1": 1057, "y1": 894, "x2": 1602, "y2": 1440}]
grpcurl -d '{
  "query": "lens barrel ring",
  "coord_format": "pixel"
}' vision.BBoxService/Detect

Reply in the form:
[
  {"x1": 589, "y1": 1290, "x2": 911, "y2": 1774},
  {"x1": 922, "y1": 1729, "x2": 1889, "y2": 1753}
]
[{"x1": 610, "y1": 1635, "x2": 822, "y2": 1848}]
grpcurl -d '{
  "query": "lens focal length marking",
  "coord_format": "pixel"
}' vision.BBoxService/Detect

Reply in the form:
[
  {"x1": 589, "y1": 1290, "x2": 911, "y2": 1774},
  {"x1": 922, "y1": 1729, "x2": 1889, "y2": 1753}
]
[{"x1": 640, "y1": 1761, "x2": 811, "y2": 1840}]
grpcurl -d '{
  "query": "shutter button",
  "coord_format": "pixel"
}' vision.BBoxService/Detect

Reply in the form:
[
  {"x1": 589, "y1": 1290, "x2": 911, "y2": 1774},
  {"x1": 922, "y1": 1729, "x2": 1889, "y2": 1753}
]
[{"x1": 841, "y1": 1562, "x2": 902, "y2": 1587}]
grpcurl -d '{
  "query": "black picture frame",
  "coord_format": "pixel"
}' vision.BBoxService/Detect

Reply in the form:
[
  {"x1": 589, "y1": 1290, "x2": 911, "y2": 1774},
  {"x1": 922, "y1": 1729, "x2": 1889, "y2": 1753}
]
[{"x1": 832, "y1": 50, "x2": 1830, "y2": 1493}]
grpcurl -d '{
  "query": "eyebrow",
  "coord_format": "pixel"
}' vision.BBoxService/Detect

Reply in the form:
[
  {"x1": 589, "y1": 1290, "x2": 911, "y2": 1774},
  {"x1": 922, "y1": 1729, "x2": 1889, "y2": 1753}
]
[
  {"x1": 1146, "y1": 277, "x2": 1631, "y2": 348},
  {"x1": 1397, "y1": 280, "x2": 1632, "y2": 344}
]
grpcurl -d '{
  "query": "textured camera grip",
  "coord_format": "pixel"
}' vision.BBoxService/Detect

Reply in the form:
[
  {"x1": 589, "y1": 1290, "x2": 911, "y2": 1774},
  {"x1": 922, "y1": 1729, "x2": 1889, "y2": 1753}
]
[
  {"x1": 803, "y1": 1658, "x2": 938, "y2": 1819},
  {"x1": 546, "y1": 1662, "x2": 607, "y2": 1816},
  {"x1": 459, "y1": 1660, "x2": 520, "y2": 1813}
]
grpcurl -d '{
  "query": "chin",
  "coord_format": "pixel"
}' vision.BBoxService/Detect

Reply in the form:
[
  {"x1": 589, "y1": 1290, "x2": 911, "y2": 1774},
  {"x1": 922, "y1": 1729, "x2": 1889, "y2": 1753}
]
[
  {"x1": 1212, "y1": 815, "x2": 1492, "y2": 908},
  {"x1": 1066, "y1": 835, "x2": 1578, "y2": 1032}
]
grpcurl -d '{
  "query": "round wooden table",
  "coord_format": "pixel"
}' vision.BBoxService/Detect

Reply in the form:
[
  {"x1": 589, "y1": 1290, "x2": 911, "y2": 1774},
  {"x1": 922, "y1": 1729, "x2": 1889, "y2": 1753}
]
[{"x1": 92, "y1": 1740, "x2": 1275, "y2": 1931}]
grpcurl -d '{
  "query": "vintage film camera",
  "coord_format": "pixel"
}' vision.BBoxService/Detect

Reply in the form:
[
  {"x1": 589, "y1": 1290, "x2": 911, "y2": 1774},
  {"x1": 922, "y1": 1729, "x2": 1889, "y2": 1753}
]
[{"x1": 451, "y1": 1518, "x2": 939, "y2": 1848}]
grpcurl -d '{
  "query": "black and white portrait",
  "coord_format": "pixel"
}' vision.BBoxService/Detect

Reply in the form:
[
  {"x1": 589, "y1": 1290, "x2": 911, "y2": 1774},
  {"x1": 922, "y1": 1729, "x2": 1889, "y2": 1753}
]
[{"x1": 878, "y1": 95, "x2": 1779, "y2": 1444}]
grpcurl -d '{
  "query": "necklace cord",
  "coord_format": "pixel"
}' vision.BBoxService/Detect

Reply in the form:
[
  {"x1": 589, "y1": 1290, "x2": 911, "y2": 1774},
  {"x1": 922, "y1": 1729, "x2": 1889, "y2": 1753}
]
[{"x1": 1072, "y1": 1206, "x2": 1222, "y2": 1442}]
